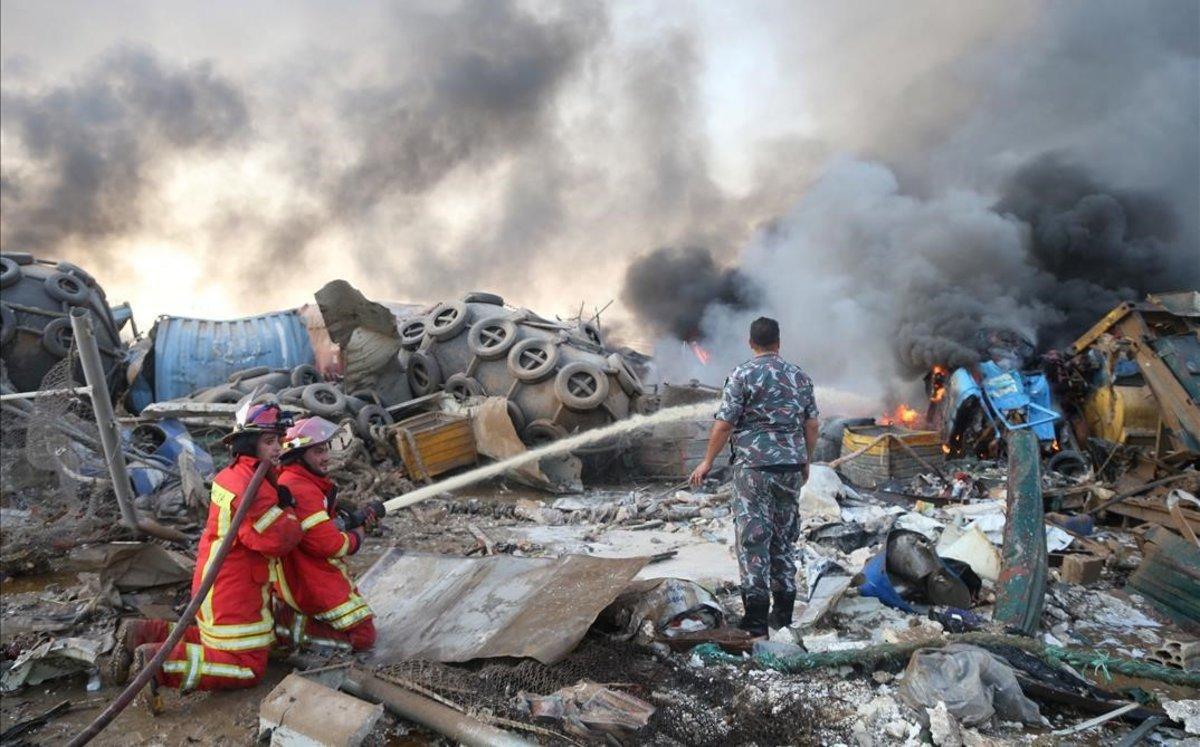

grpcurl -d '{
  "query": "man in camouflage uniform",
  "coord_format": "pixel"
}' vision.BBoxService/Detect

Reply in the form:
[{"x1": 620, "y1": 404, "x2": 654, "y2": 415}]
[{"x1": 690, "y1": 317, "x2": 820, "y2": 636}]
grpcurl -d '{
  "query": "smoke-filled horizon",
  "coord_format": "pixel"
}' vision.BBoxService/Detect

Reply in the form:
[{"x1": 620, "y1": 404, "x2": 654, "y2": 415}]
[
  {"x1": 3, "y1": 1, "x2": 1197, "y2": 407},
  {"x1": 621, "y1": 1, "x2": 1199, "y2": 404}
]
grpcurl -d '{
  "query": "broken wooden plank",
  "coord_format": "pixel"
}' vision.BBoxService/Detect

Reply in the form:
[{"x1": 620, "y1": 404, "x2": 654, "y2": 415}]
[
  {"x1": 259, "y1": 673, "x2": 384, "y2": 747},
  {"x1": 1107, "y1": 496, "x2": 1200, "y2": 536},
  {"x1": 137, "y1": 401, "x2": 239, "y2": 419}
]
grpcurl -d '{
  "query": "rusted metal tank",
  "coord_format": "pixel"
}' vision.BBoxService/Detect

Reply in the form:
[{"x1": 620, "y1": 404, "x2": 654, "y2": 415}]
[
  {"x1": 397, "y1": 293, "x2": 644, "y2": 445},
  {"x1": 0, "y1": 253, "x2": 125, "y2": 394}
]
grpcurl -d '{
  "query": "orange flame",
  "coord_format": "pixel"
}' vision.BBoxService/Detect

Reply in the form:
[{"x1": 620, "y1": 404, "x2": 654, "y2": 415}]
[
  {"x1": 689, "y1": 341, "x2": 711, "y2": 365},
  {"x1": 881, "y1": 404, "x2": 922, "y2": 428},
  {"x1": 929, "y1": 365, "x2": 948, "y2": 403}
]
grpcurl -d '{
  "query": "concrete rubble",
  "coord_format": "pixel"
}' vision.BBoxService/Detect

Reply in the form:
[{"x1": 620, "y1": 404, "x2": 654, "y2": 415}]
[
  {"x1": 1, "y1": 255, "x2": 1199, "y2": 744},
  {"x1": 259, "y1": 673, "x2": 384, "y2": 747}
]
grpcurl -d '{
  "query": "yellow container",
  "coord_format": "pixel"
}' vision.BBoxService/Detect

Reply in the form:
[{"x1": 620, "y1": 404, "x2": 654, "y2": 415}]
[
  {"x1": 390, "y1": 411, "x2": 478, "y2": 483},
  {"x1": 1083, "y1": 385, "x2": 1160, "y2": 448},
  {"x1": 840, "y1": 424, "x2": 944, "y2": 488}
]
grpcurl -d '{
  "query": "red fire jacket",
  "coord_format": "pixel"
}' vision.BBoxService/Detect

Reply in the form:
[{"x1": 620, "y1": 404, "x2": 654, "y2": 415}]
[
  {"x1": 193, "y1": 456, "x2": 302, "y2": 652},
  {"x1": 274, "y1": 464, "x2": 373, "y2": 631}
]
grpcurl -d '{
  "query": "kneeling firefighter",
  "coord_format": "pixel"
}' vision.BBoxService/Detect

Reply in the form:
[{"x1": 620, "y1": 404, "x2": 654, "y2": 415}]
[
  {"x1": 272, "y1": 416, "x2": 384, "y2": 652},
  {"x1": 109, "y1": 401, "x2": 302, "y2": 711}
]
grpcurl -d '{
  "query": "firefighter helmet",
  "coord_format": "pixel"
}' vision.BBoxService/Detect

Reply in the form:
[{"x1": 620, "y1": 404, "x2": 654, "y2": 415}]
[{"x1": 281, "y1": 416, "x2": 340, "y2": 455}]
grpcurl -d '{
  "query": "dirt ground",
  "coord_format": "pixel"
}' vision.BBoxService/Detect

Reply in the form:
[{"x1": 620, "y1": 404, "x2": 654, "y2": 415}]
[
  {"x1": 0, "y1": 498, "x2": 470, "y2": 746},
  {"x1": 0, "y1": 483, "x2": 645, "y2": 746}
]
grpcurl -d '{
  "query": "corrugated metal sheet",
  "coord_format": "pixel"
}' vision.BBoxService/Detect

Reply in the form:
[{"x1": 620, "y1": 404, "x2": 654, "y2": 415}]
[
  {"x1": 152, "y1": 311, "x2": 315, "y2": 401},
  {"x1": 358, "y1": 550, "x2": 648, "y2": 664}
]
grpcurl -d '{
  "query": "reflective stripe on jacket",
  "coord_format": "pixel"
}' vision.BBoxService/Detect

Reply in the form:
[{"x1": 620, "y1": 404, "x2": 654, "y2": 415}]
[
  {"x1": 194, "y1": 456, "x2": 302, "y2": 651},
  {"x1": 275, "y1": 463, "x2": 373, "y2": 631}
]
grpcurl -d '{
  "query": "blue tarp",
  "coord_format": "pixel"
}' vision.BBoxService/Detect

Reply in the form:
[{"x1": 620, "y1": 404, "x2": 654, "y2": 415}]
[{"x1": 125, "y1": 419, "x2": 215, "y2": 496}]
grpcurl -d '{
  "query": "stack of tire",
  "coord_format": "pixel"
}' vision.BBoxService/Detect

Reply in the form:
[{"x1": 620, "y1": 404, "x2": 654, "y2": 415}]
[
  {"x1": 396, "y1": 292, "x2": 644, "y2": 445},
  {"x1": 0, "y1": 253, "x2": 125, "y2": 394},
  {"x1": 186, "y1": 364, "x2": 394, "y2": 439}
]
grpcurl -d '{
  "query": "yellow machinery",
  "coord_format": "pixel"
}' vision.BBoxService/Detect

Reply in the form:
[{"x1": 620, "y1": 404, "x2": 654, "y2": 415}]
[
  {"x1": 1068, "y1": 292, "x2": 1200, "y2": 456},
  {"x1": 1082, "y1": 383, "x2": 1160, "y2": 449}
]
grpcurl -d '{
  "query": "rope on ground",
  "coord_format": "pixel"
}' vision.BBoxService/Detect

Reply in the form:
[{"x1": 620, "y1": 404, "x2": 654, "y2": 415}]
[{"x1": 692, "y1": 631, "x2": 1200, "y2": 688}]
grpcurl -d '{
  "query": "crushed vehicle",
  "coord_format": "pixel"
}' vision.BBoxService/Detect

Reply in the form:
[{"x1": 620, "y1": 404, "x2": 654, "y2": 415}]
[{"x1": 926, "y1": 328, "x2": 1065, "y2": 460}]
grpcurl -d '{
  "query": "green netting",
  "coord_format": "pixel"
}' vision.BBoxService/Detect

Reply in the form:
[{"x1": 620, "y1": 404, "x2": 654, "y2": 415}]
[{"x1": 693, "y1": 632, "x2": 1200, "y2": 688}]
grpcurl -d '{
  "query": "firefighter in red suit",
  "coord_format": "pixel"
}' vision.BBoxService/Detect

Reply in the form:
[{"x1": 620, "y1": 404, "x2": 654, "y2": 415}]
[
  {"x1": 108, "y1": 400, "x2": 302, "y2": 712},
  {"x1": 272, "y1": 416, "x2": 382, "y2": 652}
]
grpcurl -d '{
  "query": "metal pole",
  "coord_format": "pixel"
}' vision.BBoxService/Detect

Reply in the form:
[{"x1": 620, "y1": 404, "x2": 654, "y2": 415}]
[
  {"x1": 0, "y1": 387, "x2": 92, "y2": 401},
  {"x1": 69, "y1": 308, "x2": 140, "y2": 533}
]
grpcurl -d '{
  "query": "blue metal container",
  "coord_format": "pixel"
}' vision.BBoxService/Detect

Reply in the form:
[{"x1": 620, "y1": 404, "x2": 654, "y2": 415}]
[{"x1": 150, "y1": 311, "x2": 315, "y2": 401}]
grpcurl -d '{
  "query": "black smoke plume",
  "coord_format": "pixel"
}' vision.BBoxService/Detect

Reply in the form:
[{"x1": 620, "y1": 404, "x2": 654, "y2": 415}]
[
  {"x1": 621, "y1": 246, "x2": 756, "y2": 341},
  {"x1": 1, "y1": 49, "x2": 248, "y2": 257},
  {"x1": 997, "y1": 155, "x2": 1198, "y2": 348}
]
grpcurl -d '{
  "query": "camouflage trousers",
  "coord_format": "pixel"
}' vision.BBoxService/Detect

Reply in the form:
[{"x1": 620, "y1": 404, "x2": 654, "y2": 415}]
[{"x1": 732, "y1": 465, "x2": 803, "y2": 601}]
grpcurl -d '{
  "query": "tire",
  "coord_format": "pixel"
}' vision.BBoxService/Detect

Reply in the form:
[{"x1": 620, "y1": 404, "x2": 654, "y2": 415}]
[
  {"x1": 278, "y1": 386, "x2": 305, "y2": 406},
  {"x1": 356, "y1": 404, "x2": 393, "y2": 437},
  {"x1": 44, "y1": 271, "x2": 89, "y2": 305},
  {"x1": 0, "y1": 257, "x2": 20, "y2": 289},
  {"x1": 55, "y1": 261, "x2": 96, "y2": 287},
  {"x1": 40, "y1": 317, "x2": 73, "y2": 357},
  {"x1": 344, "y1": 396, "x2": 367, "y2": 416},
  {"x1": 0, "y1": 304, "x2": 15, "y2": 347},
  {"x1": 1, "y1": 252, "x2": 34, "y2": 266},
  {"x1": 399, "y1": 318, "x2": 428, "y2": 350},
  {"x1": 238, "y1": 371, "x2": 290, "y2": 392},
  {"x1": 227, "y1": 365, "x2": 270, "y2": 384},
  {"x1": 506, "y1": 400, "x2": 527, "y2": 433},
  {"x1": 463, "y1": 291, "x2": 504, "y2": 306},
  {"x1": 445, "y1": 373, "x2": 485, "y2": 402},
  {"x1": 579, "y1": 321, "x2": 603, "y2": 347},
  {"x1": 406, "y1": 351, "x2": 443, "y2": 395},
  {"x1": 1047, "y1": 449, "x2": 1089, "y2": 478},
  {"x1": 467, "y1": 316, "x2": 519, "y2": 360},
  {"x1": 290, "y1": 364, "x2": 320, "y2": 387},
  {"x1": 606, "y1": 353, "x2": 644, "y2": 397},
  {"x1": 554, "y1": 361, "x2": 610, "y2": 410},
  {"x1": 523, "y1": 419, "x2": 568, "y2": 446},
  {"x1": 507, "y1": 338, "x2": 559, "y2": 383},
  {"x1": 301, "y1": 382, "x2": 347, "y2": 417},
  {"x1": 427, "y1": 301, "x2": 470, "y2": 341},
  {"x1": 197, "y1": 385, "x2": 242, "y2": 404},
  {"x1": 349, "y1": 388, "x2": 384, "y2": 406}
]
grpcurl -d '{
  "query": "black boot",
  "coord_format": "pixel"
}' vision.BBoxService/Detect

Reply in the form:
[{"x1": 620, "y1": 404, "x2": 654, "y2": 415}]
[
  {"x1": 737, "y1": 592, "x2": 770, "y2": 637},
  {"x1": 769, "y1": 591, "x2": 796, "y2": 630}
]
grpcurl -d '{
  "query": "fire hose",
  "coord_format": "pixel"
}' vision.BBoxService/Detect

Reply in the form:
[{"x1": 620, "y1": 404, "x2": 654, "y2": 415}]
[{"x1": 67, "y1": 460, "x2": 271, "y2": 747}]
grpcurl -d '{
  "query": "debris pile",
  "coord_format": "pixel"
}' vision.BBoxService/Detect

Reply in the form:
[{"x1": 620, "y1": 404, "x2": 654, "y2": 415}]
[{"x1": 2, "y1": 252, "x2": 1199, "y2": 745}]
